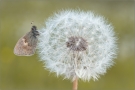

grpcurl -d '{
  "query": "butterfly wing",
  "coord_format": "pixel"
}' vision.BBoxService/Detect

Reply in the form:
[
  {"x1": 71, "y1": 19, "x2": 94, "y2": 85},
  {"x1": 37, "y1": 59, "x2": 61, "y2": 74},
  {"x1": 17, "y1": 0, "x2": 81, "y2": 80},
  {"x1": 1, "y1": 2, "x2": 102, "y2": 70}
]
[{"x1": 14, "y1": 34, "x2": 37, "y2": 56}]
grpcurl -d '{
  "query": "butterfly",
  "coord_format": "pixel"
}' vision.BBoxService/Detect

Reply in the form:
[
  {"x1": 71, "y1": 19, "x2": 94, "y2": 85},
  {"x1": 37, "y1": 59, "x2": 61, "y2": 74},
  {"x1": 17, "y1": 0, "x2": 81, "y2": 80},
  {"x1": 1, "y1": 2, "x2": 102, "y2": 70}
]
[{"x1": 14, "y1": 26, "x2": 39, "y2": 56}]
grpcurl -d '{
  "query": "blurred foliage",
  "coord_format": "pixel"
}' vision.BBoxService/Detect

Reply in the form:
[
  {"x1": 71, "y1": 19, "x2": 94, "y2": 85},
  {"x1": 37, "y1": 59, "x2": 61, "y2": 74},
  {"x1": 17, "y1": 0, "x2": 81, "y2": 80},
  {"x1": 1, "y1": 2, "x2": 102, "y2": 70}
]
[{"x1": 0, "y1": 0, "x2": 134, "y2": 90}]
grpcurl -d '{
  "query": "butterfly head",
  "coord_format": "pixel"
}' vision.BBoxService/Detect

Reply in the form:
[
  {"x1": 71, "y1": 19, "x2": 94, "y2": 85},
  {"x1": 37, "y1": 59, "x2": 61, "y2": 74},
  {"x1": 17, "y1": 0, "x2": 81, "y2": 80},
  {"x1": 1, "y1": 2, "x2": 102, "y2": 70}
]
[{"x1": 31, "y1": 26, "x2": 39, "y2": 38}]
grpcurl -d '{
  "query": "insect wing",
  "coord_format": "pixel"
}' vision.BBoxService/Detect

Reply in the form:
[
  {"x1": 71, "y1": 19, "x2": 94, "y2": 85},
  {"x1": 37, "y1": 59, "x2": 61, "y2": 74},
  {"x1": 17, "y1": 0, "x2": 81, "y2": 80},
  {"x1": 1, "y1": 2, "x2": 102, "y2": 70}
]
[{"x1": 14, "y1": 32, "x2": 37, "y2": 56}]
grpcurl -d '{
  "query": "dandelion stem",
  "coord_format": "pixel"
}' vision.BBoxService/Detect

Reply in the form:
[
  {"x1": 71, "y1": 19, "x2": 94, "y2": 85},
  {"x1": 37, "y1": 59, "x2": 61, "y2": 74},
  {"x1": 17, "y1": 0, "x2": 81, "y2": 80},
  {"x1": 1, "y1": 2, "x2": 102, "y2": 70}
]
[{"x1": 73, "y1": 77, "x2": 78, "y2": 90}]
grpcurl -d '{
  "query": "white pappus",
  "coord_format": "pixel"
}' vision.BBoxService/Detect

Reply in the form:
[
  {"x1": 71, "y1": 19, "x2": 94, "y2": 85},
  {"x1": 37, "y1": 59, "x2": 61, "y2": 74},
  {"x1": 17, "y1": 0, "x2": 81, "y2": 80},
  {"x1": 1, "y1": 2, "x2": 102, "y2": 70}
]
[{"x1": 37, "y1": 10, "x2": 117, "y2": 81}]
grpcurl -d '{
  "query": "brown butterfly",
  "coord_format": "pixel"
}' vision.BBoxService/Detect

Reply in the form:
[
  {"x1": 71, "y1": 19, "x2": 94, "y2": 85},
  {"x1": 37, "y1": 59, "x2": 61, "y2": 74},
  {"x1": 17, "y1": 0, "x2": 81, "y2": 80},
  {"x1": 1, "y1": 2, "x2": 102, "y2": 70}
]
[{"x1": 14, "y1": 26, "x2": 39, "y2": 56}]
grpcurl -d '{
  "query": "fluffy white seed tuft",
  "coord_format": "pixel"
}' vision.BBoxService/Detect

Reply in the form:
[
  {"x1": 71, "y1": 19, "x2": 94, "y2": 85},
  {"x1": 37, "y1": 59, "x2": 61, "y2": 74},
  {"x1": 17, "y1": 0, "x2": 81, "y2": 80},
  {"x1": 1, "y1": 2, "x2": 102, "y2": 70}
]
[{"x1": 37, "y1": 10, "x2": 117, "y2": 81}]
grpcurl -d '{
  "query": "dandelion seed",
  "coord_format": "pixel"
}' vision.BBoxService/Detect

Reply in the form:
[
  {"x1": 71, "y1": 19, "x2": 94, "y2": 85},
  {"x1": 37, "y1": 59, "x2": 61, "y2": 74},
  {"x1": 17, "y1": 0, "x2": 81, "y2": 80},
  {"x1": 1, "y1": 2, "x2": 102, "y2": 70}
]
[{"x1": 37, "y1": 10, "x2": 117, "y2": 90}]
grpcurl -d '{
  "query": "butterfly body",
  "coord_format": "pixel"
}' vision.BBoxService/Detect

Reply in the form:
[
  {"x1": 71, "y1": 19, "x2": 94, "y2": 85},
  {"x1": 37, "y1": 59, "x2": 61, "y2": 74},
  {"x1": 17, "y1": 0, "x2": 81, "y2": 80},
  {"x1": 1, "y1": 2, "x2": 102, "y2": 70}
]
[{"x1": 14, "y1": 26, "x2": 39, "y2": 56}]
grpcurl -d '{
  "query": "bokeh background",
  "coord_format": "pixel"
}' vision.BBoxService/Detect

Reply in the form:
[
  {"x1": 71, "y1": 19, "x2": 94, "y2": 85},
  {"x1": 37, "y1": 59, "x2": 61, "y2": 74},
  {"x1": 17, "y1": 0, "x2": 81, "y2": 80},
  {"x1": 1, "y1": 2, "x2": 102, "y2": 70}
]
[{"x1": 0, "y1": 0, "x2": 134, "y2": 90}]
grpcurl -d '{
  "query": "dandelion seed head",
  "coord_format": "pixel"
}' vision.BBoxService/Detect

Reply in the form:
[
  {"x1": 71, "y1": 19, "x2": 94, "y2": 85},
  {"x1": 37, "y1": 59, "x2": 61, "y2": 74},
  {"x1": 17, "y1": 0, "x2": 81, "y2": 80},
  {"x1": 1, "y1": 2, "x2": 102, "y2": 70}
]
[{"x1": 37, "y1": 10, "x2": 117, "y2": 81}]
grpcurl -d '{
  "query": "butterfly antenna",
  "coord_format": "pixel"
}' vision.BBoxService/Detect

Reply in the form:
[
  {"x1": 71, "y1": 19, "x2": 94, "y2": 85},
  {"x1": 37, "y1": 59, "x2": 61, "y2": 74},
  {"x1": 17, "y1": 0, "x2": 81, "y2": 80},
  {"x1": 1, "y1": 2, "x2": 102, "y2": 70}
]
[{"x1": 31, "y1": 21, "x2": 34, "y2": 25}]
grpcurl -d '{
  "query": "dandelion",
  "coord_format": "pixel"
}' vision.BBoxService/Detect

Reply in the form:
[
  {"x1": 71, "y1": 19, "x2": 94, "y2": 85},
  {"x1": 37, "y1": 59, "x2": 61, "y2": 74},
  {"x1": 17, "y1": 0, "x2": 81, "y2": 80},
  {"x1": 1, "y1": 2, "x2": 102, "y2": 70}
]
[{"x1": 37, "y1": 10, "x2": 117, "y2": 90}]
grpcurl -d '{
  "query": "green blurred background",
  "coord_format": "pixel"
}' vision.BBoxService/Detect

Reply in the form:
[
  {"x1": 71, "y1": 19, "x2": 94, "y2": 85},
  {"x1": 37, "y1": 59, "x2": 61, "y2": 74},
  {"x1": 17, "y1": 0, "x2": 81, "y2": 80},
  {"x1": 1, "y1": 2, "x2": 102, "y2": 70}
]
[{"x1": 0, "y1": 0, "x2": 134, "y2": 90}]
